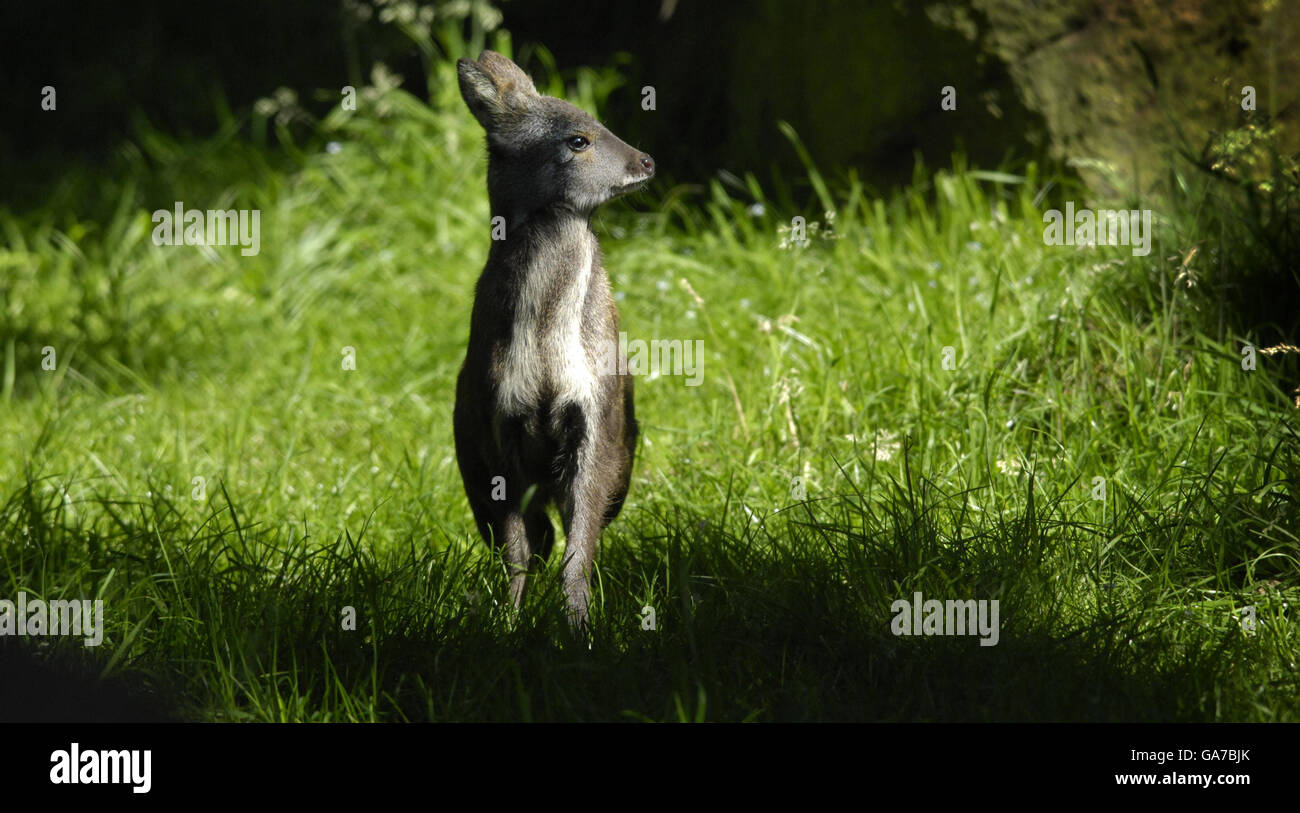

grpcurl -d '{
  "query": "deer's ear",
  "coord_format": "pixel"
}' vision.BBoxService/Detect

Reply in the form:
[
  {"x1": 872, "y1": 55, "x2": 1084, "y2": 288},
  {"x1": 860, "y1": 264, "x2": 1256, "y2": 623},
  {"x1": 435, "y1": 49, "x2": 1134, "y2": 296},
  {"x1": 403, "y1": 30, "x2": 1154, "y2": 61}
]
[
  {"x1": 457, "y1": 58, "x2": 504, "y2": 129},
  {"x1": 476, "y1": 51, "x2": 539, "y2": 98},
  {"x1": 457, "y1": 51, "x2": 538, "y2": 129}
]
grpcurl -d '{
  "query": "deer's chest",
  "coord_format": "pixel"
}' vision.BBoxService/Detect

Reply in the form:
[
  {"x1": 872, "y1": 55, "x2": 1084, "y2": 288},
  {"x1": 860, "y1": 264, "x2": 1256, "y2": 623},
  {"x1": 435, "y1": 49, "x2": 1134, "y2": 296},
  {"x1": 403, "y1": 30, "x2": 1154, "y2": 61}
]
[{"x1": 495, "y1": 239, "x2": 601, "y2": 419}]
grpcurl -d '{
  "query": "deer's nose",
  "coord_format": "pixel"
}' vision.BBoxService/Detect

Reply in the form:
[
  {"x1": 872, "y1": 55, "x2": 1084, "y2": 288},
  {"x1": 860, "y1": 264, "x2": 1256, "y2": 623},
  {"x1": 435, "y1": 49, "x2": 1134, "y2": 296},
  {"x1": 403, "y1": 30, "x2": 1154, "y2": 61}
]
[{"x1": 639, "y1": 154, "x2": 655, "y2": 174}]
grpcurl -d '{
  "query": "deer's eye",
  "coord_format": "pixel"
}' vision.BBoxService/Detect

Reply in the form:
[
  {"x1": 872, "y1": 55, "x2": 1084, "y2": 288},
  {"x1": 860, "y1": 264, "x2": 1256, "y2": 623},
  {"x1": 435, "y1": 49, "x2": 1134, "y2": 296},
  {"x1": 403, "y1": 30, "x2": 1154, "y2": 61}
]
[{"x1": 567, "y1": 136, "x2": 591, "y2": 152}]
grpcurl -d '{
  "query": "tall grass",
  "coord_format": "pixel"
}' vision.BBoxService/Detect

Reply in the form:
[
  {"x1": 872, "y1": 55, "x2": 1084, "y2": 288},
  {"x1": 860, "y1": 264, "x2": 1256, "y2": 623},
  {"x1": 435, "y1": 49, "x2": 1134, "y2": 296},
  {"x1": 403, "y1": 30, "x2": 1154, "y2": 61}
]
[{"x1": 1, "y1": 31, "x2": 1296, "y2": 721}]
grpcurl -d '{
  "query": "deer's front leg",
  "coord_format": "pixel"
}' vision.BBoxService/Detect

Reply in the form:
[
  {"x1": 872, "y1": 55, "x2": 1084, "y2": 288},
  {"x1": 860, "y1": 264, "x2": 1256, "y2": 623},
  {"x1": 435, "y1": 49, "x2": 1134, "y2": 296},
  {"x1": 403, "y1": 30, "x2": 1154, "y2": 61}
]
[
  {"x1": 500, "y1": 511, "x2": 532, "y2": 608},
  {"x1": 556, "y1": 419, "x2": 608, "y2": 628},
  {"x1": 559, "y1": 485, "x2": 602, "y2": 628}
]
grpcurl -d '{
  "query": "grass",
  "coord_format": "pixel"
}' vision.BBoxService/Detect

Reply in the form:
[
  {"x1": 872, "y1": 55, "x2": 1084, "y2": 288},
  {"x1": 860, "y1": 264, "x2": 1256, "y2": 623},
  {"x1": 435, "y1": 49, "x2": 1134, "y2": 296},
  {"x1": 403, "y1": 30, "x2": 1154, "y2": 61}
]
[{"x1": 1, "y1": 39, "x2": 1297, "y2": 722}]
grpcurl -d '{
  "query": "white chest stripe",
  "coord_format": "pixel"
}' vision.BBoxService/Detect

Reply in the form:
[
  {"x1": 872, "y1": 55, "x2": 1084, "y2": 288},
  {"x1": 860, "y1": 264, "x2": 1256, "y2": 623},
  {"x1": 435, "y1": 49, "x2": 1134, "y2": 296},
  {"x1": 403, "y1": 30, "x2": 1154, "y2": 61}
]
[{"x1": 497, "y1": 238, "x2": 599, "y2": 416}]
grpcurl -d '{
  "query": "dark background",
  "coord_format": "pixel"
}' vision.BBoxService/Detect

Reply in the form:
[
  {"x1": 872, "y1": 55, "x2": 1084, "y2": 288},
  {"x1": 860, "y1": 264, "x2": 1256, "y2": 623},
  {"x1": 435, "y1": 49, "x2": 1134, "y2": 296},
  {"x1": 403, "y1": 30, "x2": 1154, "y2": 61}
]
[
  {"x1": 2, "y1": 0, "x2": 1297, "y2": 277},
  {"x1": 2, "y1": 0, "x2": 1216, "y2": 202}
]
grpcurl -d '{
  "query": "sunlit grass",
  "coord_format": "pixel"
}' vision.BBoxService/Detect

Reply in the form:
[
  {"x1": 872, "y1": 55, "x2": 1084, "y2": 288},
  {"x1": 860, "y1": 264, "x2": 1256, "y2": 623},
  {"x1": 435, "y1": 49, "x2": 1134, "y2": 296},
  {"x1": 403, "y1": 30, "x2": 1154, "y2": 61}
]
[{"x1": 1, "y1": 47, "x2": 1296, "y2": 722}]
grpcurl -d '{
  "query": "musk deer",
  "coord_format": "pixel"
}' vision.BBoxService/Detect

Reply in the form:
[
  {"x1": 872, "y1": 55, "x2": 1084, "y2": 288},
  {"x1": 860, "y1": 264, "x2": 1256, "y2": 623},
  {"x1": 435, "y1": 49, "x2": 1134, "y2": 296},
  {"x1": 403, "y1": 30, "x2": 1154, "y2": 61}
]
[{"x1": 453, "y1": 51, "x2": 653, "y2": 627}]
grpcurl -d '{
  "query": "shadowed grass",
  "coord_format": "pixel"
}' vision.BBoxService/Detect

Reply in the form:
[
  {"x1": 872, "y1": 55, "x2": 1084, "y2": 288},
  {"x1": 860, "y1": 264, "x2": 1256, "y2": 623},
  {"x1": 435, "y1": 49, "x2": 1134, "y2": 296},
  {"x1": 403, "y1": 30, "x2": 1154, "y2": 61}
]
[{"x1": 1, "y1": 36, "x2": 1296, "y2": 721}]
